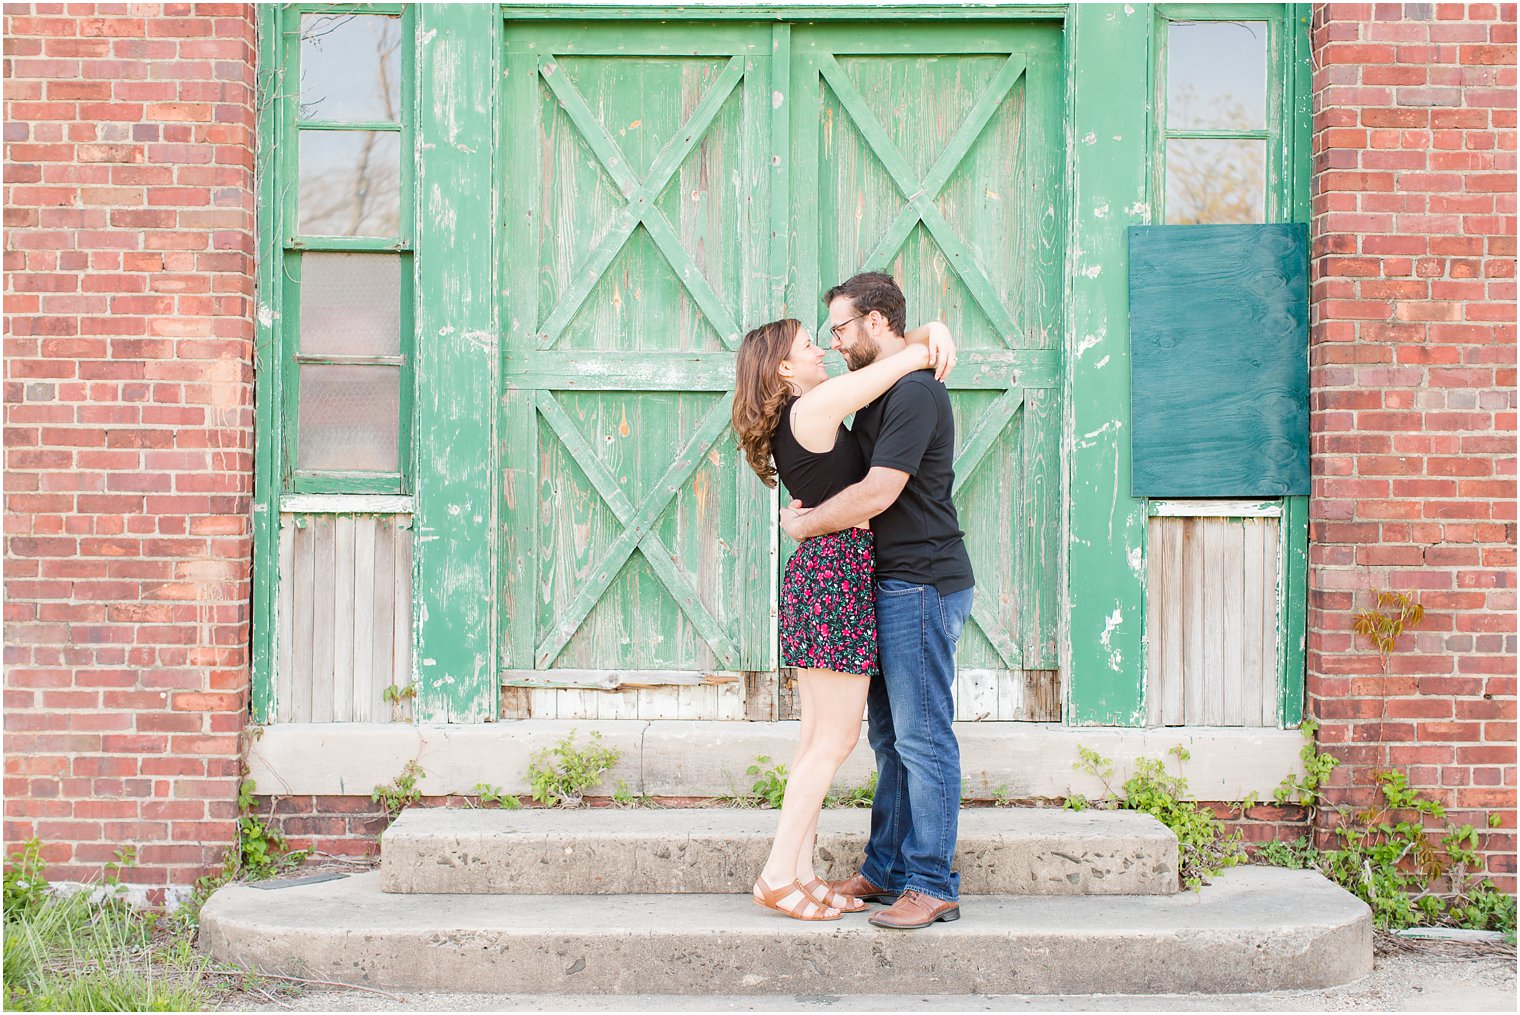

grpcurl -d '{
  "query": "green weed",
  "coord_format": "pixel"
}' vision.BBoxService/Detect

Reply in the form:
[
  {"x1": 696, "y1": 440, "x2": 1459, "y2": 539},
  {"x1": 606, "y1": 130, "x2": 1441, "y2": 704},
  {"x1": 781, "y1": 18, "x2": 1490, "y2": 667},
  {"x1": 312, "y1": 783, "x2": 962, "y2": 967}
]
[{"x1": 528, "y1": 730, "x2": 621, "y2": 807}]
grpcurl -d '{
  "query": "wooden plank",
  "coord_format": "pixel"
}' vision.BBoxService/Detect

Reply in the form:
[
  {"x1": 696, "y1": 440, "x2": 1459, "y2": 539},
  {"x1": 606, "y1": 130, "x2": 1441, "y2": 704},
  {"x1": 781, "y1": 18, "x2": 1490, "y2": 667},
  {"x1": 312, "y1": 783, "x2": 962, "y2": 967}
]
[
  {"x1": 309, "y1": 515, "x2": 335, "y2": 723},
  {"x1": 504, "y1": 349, "x2": 1061, "y2": 392},
  {"x1": 1066, "y1": 4, "x2": 1151, "y2": 725},
  {"x1": 371, "y1": 514, "x2": 396, "y2": 720},
  {"x1": 1279, "y1": 494, "x2": 1307, "y2": 727},
  {"x1": 597, "y1": 688, "x2": 639, "y2": 720},
  {"x1": 638, "y1": 687, "x2": 682, "y2": 721},
  {"x1": 528, "y1": 688, "x2": 560, "y2": 720},
  {"x1": 393, "y1": 517, "x2": 412, "y2": 698},
  {"x1": 503, "y1": 669, "x2": 743, "y2": 690},
  {"x1": 1149, "y1": 499, "x2": 1283, "y2": 518},
  {"x1": 350, "y1": 516, "x2": 377, "y2": 722},
  {"x1": 1162, "y1": 518, "x2": 1186, "y2": 726},
  {"x1": 744, "y1": 670, "x2": 779, "y2": 722},
  {"x1": 249, "y1": 3, "x2": 286, "y2": 725},
  {"x1": 501, "y1": 25, "x2": 540, "y2": 683},
  {"x1": 1022, "y1": 386, "x2": 1060, "y2": 671},
  {"x1": 332, "y1": 515, "x2": 356, "y2": 721},
  {"x1": 413, "y1": 3, "x2": 498, "y2": 722},
  {"x1": 778, "y1": 670, "x2": 801, "y2": 721},
  {"x1": 1241, "y1": 518, "x2": 1266, "y2": 729},
  {"x1": 1220, "y1": 518, "x2": 1246, "y2": 726},
  {"x1": 676, "y1": 682, "x2": 716, "y2": 720},
  {"x1": 1181, "y1": 519, "x2": 1205, "y2": 725},
  {"x1": 1266, "y1": 515, "x2": 1285, "y2": 727},
  {"x1": 1277, "y1": 8, "x2": 1313, "y2": 731},
  {"x1": 716, "y1": 677, "x2": 744, "y2": 721},
  {"x1": 500, "y1": 5, "x2": 1070, "y2": 22},
  {"x1": 278, "y1": 494, "x2": 414, "y2": 514},
  {"x1": 1021, "y1": 669, "x2": 1060, "y2": 723},
  {"x1": 1144, "y1": 518, "x2": 1166, "y2": 727},
  {"x1": 557, "y1": 688, "x2": 600, "y2": 721},
  {"x1": 996, "y1": 667, "x2": 1024, "y2": 721},
  {"x1": 959, "y1": 668, "x2": 999, "y2": 723},
  {"x1": 275, "y1": 517, "x2": 296, "y2": 723},
  {"x1": 1201, "y1": 519, "x2": 1225, "y2": 726},
  {"x1": 499, "y1": 685, "x2": 534, "y2": 720}
]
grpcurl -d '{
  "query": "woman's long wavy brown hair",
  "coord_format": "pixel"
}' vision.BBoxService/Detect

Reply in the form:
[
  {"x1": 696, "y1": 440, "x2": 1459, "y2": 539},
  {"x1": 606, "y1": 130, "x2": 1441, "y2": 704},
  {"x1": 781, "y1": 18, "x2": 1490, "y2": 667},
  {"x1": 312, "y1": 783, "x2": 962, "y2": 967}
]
[{"x1": 732, "y1": 317, "x2": 802, "y2": 489}]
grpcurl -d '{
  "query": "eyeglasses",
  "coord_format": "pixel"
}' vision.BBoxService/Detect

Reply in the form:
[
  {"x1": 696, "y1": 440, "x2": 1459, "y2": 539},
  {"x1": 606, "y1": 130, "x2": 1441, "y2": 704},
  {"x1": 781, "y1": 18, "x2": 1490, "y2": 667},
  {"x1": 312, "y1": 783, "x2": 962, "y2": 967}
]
[{"x1": 830, "y1": 313, "x2": 868, "y2": 340}]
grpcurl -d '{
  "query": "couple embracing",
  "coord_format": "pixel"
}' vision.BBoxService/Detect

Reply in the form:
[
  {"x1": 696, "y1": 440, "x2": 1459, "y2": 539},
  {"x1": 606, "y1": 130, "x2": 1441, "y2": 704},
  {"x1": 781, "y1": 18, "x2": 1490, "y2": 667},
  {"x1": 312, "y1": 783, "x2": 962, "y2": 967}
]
[{"x1": 731, "y1": 272, "x2": 975, "y2": 930}]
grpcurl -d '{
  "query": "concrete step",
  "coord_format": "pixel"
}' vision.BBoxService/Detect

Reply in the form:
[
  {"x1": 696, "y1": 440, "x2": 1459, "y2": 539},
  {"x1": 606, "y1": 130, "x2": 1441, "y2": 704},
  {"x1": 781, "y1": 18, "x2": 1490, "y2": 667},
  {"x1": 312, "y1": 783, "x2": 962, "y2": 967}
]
[
  {"x1": 379, "y1": 806, "x2": 1179, "y2": 896},
  {"x1": 200, "y1": 866, "x2": 1373, "y2": 995}
]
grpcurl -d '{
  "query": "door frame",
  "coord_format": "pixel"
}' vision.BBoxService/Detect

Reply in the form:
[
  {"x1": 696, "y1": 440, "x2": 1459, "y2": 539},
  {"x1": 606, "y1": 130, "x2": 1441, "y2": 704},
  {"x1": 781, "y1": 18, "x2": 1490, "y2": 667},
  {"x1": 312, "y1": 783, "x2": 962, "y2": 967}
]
[{"x1": 250, "y1": 2, "x2": 1312, "y2": 729}]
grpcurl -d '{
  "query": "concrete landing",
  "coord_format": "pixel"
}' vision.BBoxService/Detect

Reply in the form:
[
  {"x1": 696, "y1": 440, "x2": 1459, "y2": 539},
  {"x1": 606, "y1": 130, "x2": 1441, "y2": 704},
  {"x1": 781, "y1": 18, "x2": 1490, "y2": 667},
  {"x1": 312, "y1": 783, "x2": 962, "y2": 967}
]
[
  {"x1": 201, "y1": 865, "x2": 1372, "y2": 995},
  {"x1": 380, "y1": 807, "x2": 1179, "y2": 896}
]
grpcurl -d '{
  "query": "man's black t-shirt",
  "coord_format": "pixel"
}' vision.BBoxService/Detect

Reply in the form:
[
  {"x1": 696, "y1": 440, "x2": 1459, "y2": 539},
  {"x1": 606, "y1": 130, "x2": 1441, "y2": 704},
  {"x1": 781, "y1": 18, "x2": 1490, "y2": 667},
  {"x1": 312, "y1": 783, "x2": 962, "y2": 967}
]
[{"x1": 852, "y1": 369, "x2": 975, "y2": 593}]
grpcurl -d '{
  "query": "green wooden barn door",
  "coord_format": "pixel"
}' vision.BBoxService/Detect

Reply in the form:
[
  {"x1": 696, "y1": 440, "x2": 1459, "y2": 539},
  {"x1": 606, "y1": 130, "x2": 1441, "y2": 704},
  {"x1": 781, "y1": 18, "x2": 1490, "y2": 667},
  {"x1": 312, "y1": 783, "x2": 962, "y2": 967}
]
[
  {"x1": 499, "y1": 24, "x2": 776, "y2": 719},
  {"x1": 790, "y1": 23, "x2": 1065, "y2": 720}
]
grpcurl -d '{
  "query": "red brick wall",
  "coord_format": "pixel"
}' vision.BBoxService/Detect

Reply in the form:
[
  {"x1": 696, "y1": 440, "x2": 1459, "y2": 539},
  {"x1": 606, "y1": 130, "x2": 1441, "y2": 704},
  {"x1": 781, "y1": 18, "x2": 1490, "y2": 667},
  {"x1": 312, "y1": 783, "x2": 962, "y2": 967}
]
[
  {"x1": 1309, "y1": 2, "x2": 1517, "y2": 892},
  {"x1": 3, "y1": 3, "x2": 257, "y2": 903}
]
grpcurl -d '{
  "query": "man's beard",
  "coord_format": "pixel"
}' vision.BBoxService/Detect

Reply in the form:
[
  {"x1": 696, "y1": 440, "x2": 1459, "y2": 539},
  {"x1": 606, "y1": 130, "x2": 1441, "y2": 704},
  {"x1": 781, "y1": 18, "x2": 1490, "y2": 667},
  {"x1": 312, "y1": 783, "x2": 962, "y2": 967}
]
[{"x1": 842, "y1": 340, "x2": 878, "y2": 371}]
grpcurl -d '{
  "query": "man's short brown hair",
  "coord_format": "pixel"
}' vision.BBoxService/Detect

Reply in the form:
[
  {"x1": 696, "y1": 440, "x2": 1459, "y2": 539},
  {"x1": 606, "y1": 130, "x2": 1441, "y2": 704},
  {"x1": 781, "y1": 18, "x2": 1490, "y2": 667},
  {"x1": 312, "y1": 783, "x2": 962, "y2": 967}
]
[{"x1": 824, "y1": 271, "x2": 906, "y2": 337}]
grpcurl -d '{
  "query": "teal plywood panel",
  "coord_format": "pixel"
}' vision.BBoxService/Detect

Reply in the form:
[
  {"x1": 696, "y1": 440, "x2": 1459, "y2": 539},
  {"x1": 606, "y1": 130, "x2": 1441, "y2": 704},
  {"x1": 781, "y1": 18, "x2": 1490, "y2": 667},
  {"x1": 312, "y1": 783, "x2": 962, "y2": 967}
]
[{"x1": 1128, "y1": 223, "x2": 1309, "y2": 498}]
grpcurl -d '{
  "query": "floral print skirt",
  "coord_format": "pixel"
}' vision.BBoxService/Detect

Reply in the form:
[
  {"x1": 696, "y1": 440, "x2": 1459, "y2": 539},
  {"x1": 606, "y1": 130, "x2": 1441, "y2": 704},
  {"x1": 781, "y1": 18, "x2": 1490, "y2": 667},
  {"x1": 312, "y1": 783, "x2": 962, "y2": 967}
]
[{"x1": 779, "y1": 527, "x2": 879, "y2": 678}]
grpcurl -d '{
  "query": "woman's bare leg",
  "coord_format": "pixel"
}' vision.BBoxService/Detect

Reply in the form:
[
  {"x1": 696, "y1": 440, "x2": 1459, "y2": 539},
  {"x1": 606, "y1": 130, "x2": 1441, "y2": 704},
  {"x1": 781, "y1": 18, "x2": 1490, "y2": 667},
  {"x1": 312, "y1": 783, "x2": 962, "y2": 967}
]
[
  {"x1": 794, "y1": 689, "x2": 865, "y2": 882},
  {"x1": 758, "y1": 668, "x2": 869, "y2": 890}
]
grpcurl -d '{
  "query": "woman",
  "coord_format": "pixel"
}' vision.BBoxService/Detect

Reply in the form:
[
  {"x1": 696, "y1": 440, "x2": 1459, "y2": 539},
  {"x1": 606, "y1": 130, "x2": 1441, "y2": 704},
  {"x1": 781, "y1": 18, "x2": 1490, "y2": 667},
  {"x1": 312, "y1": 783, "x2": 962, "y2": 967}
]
[{"x1": 731, "y1": 316, "x2": 954, "y2": 921}]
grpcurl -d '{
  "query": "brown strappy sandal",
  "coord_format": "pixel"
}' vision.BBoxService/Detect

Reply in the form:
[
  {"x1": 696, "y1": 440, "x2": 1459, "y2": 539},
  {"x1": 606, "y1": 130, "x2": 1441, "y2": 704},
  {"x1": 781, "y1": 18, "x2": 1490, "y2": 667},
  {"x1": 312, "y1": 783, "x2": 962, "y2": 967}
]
[
  {"x1": 801, "y1": 876, "x2": 867, "y2": 913},
  {"x1": 752, "y1": 876, "x2": 843, "y2": 921}
]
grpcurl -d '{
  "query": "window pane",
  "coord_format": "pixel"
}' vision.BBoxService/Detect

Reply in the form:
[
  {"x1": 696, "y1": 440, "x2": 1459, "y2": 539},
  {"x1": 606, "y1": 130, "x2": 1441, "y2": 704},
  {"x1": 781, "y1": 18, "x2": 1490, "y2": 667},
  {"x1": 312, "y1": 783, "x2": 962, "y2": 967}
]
[
  {"x1": 298, "y1": 130, "x2": 401, "y2": 237},
  {"x1": 297, "y1": 364, "x2": 400, "y2": 472},
  {"x1": 1166, "y1": 139, "x2": 1266, "y2": 224},
  {"x1": 1167, "y1": 21, "x2": 1267, "y2": 131},
  {"x1": 300, "y1": 253, "x2": 402, "y2": 357},
  {"x1": 299, "y1": 13, "x2": 402, "y2": 122}
]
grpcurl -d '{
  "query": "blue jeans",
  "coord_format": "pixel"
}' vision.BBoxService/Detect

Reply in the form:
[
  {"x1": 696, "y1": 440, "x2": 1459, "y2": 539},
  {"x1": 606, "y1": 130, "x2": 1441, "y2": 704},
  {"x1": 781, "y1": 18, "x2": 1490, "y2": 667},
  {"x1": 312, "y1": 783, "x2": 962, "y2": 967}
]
[{"x1": 860, "y1": 578, "x2": 974, "y2": 902}]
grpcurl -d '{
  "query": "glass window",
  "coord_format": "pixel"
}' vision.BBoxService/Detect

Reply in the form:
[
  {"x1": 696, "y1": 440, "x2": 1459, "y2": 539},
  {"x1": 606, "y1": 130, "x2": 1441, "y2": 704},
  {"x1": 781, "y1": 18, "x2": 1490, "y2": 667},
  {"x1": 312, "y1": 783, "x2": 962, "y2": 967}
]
[
  {"x1": 299, "y1": 252, "x2": 402, "y2": 357},
  {"x1": 298, "y1": 130, "x2": 402, "y2": 237},
  {"x1": 1161, "y1": 18, "x2": 1272, "y2": 225},
  {"x1": 1165, "y1": 139, "x2": 1267, "y2": 225},
  {"x1": 296, "y1": 364, "x2": 401, "y2": 472},
  {"x1": 281, "y1": 7, "x2": 412, "y2": 492},
  {"x1": 299, "y1": 13, "x2": 402, "y2": 122},
  {"x1": 1167, "y1": 21, "x2": 1268, "y2": 131}
]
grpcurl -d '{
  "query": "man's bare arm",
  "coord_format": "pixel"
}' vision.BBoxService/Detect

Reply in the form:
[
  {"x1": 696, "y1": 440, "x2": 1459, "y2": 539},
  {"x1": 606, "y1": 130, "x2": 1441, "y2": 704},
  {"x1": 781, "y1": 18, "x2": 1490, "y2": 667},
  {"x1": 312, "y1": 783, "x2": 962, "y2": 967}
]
[{"x1": 780, "y1": 467, "x2": 909, "y2": 540}]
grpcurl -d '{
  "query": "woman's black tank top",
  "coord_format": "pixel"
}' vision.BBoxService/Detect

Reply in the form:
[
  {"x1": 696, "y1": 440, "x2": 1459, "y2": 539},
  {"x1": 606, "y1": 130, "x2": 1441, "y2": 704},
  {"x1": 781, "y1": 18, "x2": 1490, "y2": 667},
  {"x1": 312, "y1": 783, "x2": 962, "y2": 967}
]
[{"x1": 771, "y1": 396, "x2": 868, "y2": 508}]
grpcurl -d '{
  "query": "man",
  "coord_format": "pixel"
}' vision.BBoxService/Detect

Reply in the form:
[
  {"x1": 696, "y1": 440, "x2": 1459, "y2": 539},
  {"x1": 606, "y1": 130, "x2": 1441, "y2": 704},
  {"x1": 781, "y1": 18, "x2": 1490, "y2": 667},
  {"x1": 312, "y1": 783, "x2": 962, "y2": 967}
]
[{"x1": 779, "y1": 271, "x2": 975, "y2": 929}]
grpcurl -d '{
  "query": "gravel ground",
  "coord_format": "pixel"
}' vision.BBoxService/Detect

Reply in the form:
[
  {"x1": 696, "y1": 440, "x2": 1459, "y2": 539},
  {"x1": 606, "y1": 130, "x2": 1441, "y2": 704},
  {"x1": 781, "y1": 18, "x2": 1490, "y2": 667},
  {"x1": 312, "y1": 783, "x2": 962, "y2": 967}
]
[{"x1": 219, "y1": 936, "x2": 1516, "y2": 1012}]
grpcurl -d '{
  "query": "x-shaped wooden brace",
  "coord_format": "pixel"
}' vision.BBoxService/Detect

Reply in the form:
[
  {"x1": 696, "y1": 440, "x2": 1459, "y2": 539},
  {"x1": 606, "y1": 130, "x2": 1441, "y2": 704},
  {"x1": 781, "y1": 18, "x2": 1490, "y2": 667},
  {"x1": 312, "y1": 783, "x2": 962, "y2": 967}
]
[
  {"x1": 950, "y1": 387, "x2": 1026, "y2": 670},
  {"x1": 534, "y1": 391, "x2": 739, "y2": 670},
  {"x1": 817, "y1": 52, "x2": 1026, "y2": 342},
  {"x1": 819, "y1": 54, "x2": 1032, "y2": 672},
  {"x1": 537, "y1": 55, "x2": 745, "y2": 350}
]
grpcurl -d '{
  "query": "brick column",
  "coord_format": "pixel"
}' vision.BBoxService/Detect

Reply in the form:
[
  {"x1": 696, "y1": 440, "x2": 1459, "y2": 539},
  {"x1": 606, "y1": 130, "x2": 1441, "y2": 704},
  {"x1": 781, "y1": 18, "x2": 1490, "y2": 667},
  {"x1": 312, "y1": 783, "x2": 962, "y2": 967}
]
[
  {"x1": 1309, "y1": 2, "x2": 1516, "y2": 892},
  {"x1": 4, "y1": 3, "x2": 257, "y2": 903}
]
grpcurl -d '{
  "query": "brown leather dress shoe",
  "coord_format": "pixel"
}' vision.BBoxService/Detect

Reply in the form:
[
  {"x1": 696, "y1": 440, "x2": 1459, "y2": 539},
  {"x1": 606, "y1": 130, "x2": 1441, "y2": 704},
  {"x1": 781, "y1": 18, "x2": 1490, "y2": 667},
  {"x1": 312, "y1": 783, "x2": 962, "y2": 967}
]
[
  {"x1": 826, "y1": 872, "x2": 897, "y2": 904},
  {"x1": 867, "y1": 889, "x2": 961, "y2": 929}
]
